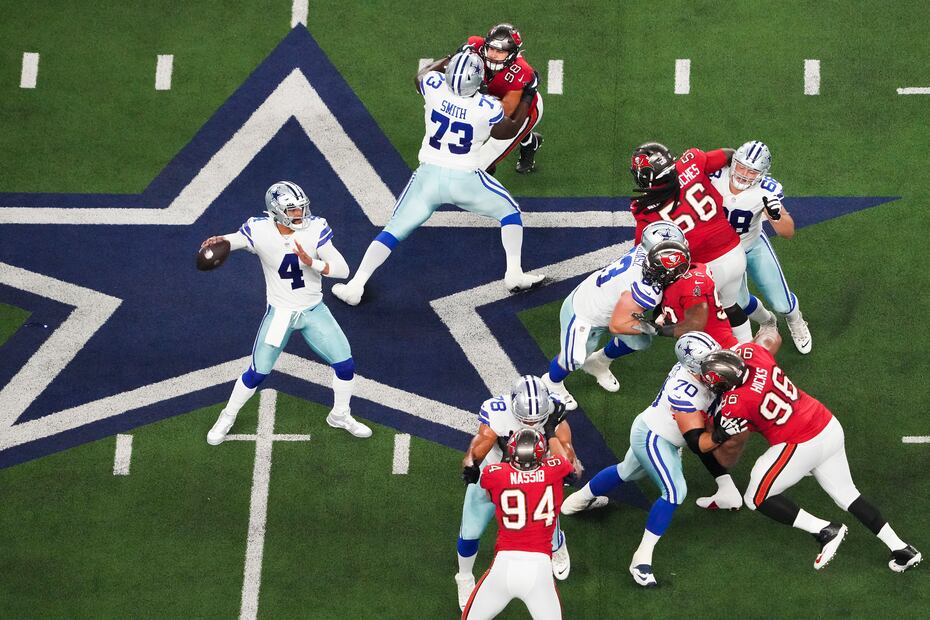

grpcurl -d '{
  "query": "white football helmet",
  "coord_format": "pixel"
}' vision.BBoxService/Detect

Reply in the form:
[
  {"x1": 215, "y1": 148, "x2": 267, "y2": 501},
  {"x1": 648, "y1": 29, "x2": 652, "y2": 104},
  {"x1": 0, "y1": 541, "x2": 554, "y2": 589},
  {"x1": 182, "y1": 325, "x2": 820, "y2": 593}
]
[
  {"x1": 675, "y1": 331, "x2": 721, "y2": 374},
  {"x1": 640, "y1": 221, "x2": 687, "y2": 252},
  {"x1": 511, "y1": 375, "x2": 553, "y2": 425},
  {"x1": 265, "y1": 181, "x2": 311, "y2": 230},
  {"x1": 445, "y1": 51, "x2": 485, "y2": 97},
  {"x1": 731, "y1": 141, "x2": 772, "y2": 190}
]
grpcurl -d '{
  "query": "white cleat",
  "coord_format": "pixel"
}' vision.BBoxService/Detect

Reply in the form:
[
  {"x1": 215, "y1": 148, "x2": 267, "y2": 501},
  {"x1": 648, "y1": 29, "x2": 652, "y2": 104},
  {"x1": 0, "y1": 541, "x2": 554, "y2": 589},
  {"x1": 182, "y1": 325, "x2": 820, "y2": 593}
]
[
  {"x1": 814, "y1": 523, "x2": 847, "y2": 570},
  {"x1": 551, "y1": 533, "x2": 570, "y2": 580},
  {"x1": 561, "y1": 492, "x2": 609, "y2": 515},
  {"x1": 540, "y1": 375, "x2": 577, "y2": 411},
  {"x1": 695, "y1": 489, "x2": 743, "y2": 511},
  {"x1": 454, "y1": 572, "x2": 475, "y2": 611},
  {"x1": 629, "y1": 563, "x2": 658, "y2": 588},
  {"x1": 332, "y1": 281, "x2": 364, "y2": 306},
  {"x1": 581, "y1": 350, "x2": 619, "y2": 392},
  {"x1": 787, "y1": 315, "x2": 812, "y2": 354},
  {"x1": 207, "y1": 410, "x2": 237, "y2": 445},
  {"x1": 326, "y1": 408, "x2": 372, "y2": 438},
  {"x1": 504, "y1": 271, "x2": 545, "y2": 293}
]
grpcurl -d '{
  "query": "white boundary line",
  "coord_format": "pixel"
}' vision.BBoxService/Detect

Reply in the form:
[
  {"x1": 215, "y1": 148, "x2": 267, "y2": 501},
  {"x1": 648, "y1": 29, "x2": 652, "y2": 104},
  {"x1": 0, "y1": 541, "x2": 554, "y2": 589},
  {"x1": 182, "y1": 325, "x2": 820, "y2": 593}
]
[
  {"x1": 155, "y1": 55, "x2": 174, "y2": 91},
  {"x1": 291, "y1": 0, "x2": 308, "y2": 27},
  {"x1": 113, "y1": 434, "x2": 133, "y2": 475},
  {"x1": 675, "y1": 59, "x2": 690, "y2": 95},
  {"x1": 804, "y1": 59, "x2": 820, "y2": 95},
  {"x1": 392, "y1": 433, "x2": 411, "y2": 474},
  {"x1": 901, "y1": 436, "x2": 930, "y2": 443},
  {"x1": 547, "y1": 60, "x2": 563, "y2": 95},
  {"x1": 897, "y1": 87, "x2": 930, "y2": 95},
  {"x1": 20, "y1": 52, "x2": 39, "y2": 89}
]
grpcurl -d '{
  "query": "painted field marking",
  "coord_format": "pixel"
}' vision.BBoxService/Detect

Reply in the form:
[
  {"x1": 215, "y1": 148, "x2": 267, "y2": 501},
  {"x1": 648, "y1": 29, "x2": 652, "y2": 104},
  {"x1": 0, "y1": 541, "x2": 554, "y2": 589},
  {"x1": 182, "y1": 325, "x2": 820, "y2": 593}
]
[
  {"x1": 547, "y1": 59, "x2": 563, "y2": 94},
  {"x1": 418, "y1": 58, "x2": 434, "y2": 71},
  {"x1": 804, "y1": 59, "x2": 820, "y2": 95},
  {"x1": 675, "y1": 59, "x2": 690, "y2": 94},
  {"x1": 291, "y1": 0, "x2": 308, "y2": 27},
  {"x1": 897, "y1": 87, "x2": 930, "y2": 95},
  {"x1": 155, "y1": 55, "x2": 174, "y2": 91},
  {"x1": 393, "y1": 433, "x2": 411, "y2": 475},
  {"x1": 20, "y1": 52, "x2": 39, "y2": 89},
  {"x1": 902, "y1": 436, "x2": 930, "y2": 443},
  {"x1": 113, "y1": 434, "x2": 133, "y2": 475}
]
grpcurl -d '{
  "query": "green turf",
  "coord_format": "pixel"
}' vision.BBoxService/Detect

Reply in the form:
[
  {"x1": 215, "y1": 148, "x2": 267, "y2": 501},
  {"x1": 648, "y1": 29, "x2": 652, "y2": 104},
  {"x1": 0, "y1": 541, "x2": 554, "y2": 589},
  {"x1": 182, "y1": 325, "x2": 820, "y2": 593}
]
[{"x1": 2, "y1": 1, "x2": 930, "y2": 617}]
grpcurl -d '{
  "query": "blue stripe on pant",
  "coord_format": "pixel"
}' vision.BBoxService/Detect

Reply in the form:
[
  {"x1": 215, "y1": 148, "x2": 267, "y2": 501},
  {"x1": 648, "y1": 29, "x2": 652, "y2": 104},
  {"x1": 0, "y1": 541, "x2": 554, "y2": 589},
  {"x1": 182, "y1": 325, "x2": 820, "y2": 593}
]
[{"x1": 620, "y1": 414, "x2": 687, "y2": 505}]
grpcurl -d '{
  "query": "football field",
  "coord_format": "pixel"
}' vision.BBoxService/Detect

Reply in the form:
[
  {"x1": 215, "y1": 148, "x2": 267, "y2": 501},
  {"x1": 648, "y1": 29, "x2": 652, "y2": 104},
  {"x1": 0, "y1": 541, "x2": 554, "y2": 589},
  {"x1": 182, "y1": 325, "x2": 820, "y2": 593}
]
[{"x1": 1, "y1": 1, "x2": 929, "y2": 618}]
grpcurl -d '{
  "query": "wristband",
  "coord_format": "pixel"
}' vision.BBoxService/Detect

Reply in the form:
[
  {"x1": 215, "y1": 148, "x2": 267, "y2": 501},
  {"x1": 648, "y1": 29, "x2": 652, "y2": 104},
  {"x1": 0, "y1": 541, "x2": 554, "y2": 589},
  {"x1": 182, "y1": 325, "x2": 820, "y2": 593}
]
[
  {"x1": 659, "y1": 324, "x2": 676, "y2": 338},
  {"x1": 309, "y1": 260, "x2": 328, "y2": 273}
]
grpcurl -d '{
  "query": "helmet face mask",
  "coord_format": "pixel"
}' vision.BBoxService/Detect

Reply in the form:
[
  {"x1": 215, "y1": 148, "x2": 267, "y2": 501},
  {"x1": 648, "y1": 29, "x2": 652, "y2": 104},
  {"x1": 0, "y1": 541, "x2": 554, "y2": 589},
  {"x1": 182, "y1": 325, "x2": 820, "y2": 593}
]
[
  {"x1": 631, "y1": 142, "x2": 677, "y2": 189},
  {"x1": 699, "y1": 350, "x2": 748, "y2": 394},
  {"x1": 265, "y1": 181, "x2": 311, "y2": 230},
  {"x1": 731, "y1": 141, "x2": 772, "y2": 191},
  {"x1": 480, "y1": 23, "x2": 522, "y2": 72},
  {"x1": 507, "y1": 428, "x2": 547, "y2": 471},
  {"x1": 643, "y1": 240, "x2": 691, "y2": 288},
  {"x1": 675, "y1": 331, "x2": 721, "y2": 374},
  {"x1": 510, "y1": 375, "x2": 553, "y2": 425},
  {"x1": 445, "y1": 51, "x2": 485, "y2": 97},
  {"x1": 640, "y1": 221, "x2": 686, "y2": 252}
]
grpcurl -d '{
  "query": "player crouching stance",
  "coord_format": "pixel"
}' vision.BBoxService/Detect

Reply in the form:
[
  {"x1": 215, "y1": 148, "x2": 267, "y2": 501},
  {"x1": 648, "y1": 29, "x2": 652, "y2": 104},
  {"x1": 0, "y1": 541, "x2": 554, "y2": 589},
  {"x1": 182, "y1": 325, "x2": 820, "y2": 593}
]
[
  {"x1": 462, "y1": 429, "x2": 574, "y2": 620},
  {"x1": 204, "y1": 181, "x2": 371, "y2": 444},
  {"x1": 455, "y1": 376, "x2": 579, "y2": 611},
  {"x1": 561, "y1": 332, "x2": 746, "y2": 587},
  {"x1": 698, "y1": 346, "x2": 921, "y2": 572}
]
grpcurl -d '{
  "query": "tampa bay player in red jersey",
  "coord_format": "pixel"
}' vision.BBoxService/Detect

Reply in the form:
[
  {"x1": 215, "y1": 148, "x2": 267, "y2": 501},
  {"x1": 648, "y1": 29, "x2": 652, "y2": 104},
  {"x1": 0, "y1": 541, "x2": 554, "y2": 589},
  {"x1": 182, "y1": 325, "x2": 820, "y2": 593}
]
[
  {"x1": 462, "y1": 429, "x2": 572, "y2": 620},
  {"x1": 439, "y1": 24, "x2": 543, "y2": 174},
  {"x1": 630, "y1": 142, "x2": 753, "y2": 344},
  {"x1": 698, "y1": 345, "x2": 922, "y2": 573}
]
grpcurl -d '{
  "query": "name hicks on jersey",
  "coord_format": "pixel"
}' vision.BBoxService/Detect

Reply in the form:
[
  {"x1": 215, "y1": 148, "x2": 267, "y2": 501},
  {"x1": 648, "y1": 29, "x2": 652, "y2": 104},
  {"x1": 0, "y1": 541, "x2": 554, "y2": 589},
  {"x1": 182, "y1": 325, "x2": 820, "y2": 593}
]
[
  {"x1": 750, "y1": 367, "x2": 768, "y2": 394},
  {"x1": 441, "y1": 100, "x2": 468, "y2": 119},
  {"x1": 510, "y1": 470, "x2": 546, "y2": 484}
]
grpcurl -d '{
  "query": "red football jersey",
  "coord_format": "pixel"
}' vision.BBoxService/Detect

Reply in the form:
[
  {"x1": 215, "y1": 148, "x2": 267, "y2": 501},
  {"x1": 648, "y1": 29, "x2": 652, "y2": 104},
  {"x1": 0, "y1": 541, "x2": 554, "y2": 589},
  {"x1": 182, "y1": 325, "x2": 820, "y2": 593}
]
[
  {"x1": 465, "y1": 36, "x2": 538, "y2": 101},
  {"x1": 717, "y1": 343, "x2": 832, "y2": 445},
  {"x1": 481, "y1": 456, "x2": 573, "y2": 556},
  {"x1": 660, "y1": 263, "x2": 738, "y2": 348},
  {"x1": 633, "y1": 148, "x2": 740, "y2": 263}
]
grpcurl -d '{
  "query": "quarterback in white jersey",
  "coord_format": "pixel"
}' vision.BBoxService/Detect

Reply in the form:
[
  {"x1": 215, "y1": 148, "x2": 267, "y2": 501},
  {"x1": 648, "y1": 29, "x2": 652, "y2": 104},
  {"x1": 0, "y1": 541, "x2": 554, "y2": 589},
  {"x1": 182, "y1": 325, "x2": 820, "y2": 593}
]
[
  {"x1": 561, "y1": 332, "x2": 746, "y2": 587},
  {"x1": 203, "y1": 181, "x2": 371, "y2": 445},
  {"x1": 454, "y1": 376, "x2": 580, "y2": 610},
  {"x1": 542, "y1": 238, "x2": 691, "y2": 410},
  {"x1": 333, "y1": 51, "x2": 544, "y2": 308},
  {"x1": 710, "y1": 141, "x2": 812, "y2": 354}
]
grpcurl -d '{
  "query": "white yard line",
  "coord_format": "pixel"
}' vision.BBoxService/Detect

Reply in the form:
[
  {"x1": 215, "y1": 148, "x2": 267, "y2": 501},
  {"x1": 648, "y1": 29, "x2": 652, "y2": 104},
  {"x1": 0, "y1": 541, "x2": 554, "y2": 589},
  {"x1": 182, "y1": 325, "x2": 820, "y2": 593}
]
[
  {"x1": 112, "y1": 434, "x2": 133, "y2": 475},
  {"x1": 155, "y1": 55, "x2": 174, "y2": 91},
  {"x1": 547, "y1": 60, "x2": 563, "y2": 95},
  {"x1": 20, "y1": 52, "x2": 39, "y2": 89},
  {"x1": 227, "y1": 433, "x2": 312, "y2": 442},
  {"x1": 675, "y1": 59, "x2": 690, "y2": 94},
  {"x1": 419, "y1": 58, "x2": 434, "y2": 71},
  {"x1": 897, "y1": 87, "x2": 930, "y2": 95},
  {"x1": 392, "y1": 433, "x2": 411, "y2": 474},
  {"x1": 902, "y1": 436, "x2": 930, "y2": 443},
  {"x1": 291, "y1": 0, "x2": 308, "y2": 27},
  {"x1": 804, "y1": 59, "x2": 820, "y2": 95}
]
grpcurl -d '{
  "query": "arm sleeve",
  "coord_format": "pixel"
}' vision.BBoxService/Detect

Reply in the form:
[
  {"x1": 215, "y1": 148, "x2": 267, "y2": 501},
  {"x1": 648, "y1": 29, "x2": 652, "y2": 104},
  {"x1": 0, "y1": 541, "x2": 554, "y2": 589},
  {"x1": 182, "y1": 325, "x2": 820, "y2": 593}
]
[
  {"x1": 223, "y1": 231, "x2": 252, "y2": 253},
  {"x1": 477, "y1": 407, "x2": 491, "y2": 425},
  {"x1": 488, "y1": 101, "x2": 504, "y2": 125},
  {"x1": 630, "y1": 280, "x2": 660, "y2": 310},
  {"x1": 704, "y1": 149, "x2": 730, "y2": 173},
  {"x1": 317, "y1": 241, "x2": 349, "y2": 279}
]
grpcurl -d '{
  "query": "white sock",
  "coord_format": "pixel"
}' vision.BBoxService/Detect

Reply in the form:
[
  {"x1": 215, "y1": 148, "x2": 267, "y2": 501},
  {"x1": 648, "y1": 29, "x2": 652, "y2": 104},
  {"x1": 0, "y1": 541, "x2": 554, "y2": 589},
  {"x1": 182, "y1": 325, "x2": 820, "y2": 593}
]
[
  {"x1": 877, "y1": 523, "x2": 907, "y2": 551},
  {"x1": 225, "y1": 377, "x2": 256, "y2": 416},
  {"x1": 500, "y1": 224, "x2": 523, "y2": 275},
  {"x1": 457, "y1": 553, "x2": 477, "y2": 575},
  {"x1": 785, "y1": 305, "x2": 804, "y2": 325},
  {"x1": 792, "y1": 508, "x2": 831, "y2": 534},
  {"x1": 332, "y1": 375, "x2": 355, "y2": 413},
  {"x1": 715, "y1": 474, "x2": 739, "y2": 495},
  {"x1": 352, "y1": 240, "x2": 393, "y2": 288},
  {"x1": 749, "y1": 304, "x2": 775, "y2": 325},
  {"x1": 575, "y1": 484, "x2": 596, "y2": 503},
  {"x1": 632, "y1": 530, "x2": 661, "y2": 566},
  {"x1": 732, "y1": 320, "x2": 753, "y2": 343}
]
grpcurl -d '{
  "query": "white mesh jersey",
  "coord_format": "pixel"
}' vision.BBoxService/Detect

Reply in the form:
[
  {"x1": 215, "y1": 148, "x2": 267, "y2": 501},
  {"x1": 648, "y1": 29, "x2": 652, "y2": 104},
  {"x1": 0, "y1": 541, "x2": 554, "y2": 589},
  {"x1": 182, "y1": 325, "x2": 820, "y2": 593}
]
[
  {"x1": 642, "y1": 362, "x2": 716, "y2": 447},
  {"x1": 710, "y1": 167, "x2": 786, "y2": 250},
  {"x1": 477, "y1": 394, "x2": 548, "y2": 466},
  {"x1": 571, "y1": 245, "x2": 664, "y2": 326},
  {"x1": 416, "y1": 71, "x2": 505, "y2": 171},
  {"x1": 236, "y1": 216, "x2": 334, "y2": 311}
]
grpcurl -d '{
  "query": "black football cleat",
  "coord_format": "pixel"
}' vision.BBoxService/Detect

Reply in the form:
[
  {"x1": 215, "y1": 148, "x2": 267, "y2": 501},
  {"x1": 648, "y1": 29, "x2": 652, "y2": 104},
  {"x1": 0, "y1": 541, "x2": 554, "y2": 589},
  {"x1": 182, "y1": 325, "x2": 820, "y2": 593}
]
[
  {"x1": 889, "y1": 545, "x2": 922, "y2": 573},
  {"x1": 515, "y1": 132, "x2": 543, "y2": 174},
  {"x1": 813, "y1": 522, "x2": 847, "y2": 570}
]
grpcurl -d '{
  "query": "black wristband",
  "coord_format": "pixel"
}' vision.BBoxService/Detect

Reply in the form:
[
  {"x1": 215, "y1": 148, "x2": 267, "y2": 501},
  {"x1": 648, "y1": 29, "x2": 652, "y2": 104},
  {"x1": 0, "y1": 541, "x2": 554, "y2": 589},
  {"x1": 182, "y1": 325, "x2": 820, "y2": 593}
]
[
  {"x1": 659, "y1": 324, "x2": 676, "y2": 338},
  {"x1": 697, "y1": 449, "x2": 728, "y2": 478},
  {"x1": 683, "y1": 428, "x2": 705, "y2": 454}
]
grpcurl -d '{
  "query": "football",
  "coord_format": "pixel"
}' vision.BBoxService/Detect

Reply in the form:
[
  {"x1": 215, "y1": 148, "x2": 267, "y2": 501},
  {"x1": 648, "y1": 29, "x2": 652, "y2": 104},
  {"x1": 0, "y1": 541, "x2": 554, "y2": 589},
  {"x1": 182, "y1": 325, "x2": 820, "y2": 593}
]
[{"x1": 196, "y1": 239, "x2": 231, "y2": 271}]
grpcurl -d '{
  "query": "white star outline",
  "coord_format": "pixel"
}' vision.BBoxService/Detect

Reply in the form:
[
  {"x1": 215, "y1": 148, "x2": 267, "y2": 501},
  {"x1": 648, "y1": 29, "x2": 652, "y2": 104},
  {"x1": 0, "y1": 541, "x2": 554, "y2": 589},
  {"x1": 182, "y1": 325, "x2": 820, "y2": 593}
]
[{"x1": 0, "y1": 67, "x2": 635, "y2": 454}]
